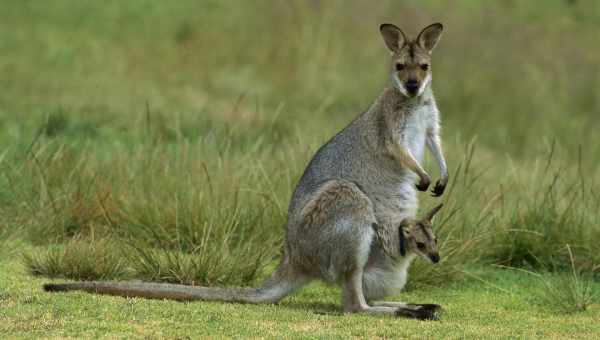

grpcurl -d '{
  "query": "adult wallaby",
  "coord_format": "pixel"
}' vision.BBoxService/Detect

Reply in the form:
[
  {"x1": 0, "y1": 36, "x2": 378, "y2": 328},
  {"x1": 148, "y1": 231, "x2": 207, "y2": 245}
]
[{"x1": 44, "y1": 23, "x2": 449, "y2": 320}]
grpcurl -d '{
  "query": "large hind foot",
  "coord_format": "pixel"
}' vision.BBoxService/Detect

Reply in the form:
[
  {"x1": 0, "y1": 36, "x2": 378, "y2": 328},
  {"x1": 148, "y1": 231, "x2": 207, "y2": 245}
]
[
  {"x1": 396, "y1": 303, "x2": 442, "y2": 320},
  {"x1": 345, "y1": 303, "x2": 442, "y2": 320},
  {"x1": 342, "y1": 269, "x2": 442, "y2": 320}
]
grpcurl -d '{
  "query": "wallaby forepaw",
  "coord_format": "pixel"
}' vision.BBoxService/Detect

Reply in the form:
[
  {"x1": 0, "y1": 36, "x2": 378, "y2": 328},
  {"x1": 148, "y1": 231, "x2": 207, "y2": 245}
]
[
  {"x1": 430, "y1": 180, "x2": 446, "y2": 197},
  {"x1": 397, "y1": 304, "x2": 443, "y2": 321},
  {"x1": 415, "y1": 177, "x2": 431, "y2": 192}
]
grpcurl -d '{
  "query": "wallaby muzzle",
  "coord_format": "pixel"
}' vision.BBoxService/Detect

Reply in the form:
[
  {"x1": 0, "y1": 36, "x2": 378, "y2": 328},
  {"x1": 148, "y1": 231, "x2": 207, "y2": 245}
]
[{"x1": 405, "y1": 79, "x2": 419, "y2": 95}]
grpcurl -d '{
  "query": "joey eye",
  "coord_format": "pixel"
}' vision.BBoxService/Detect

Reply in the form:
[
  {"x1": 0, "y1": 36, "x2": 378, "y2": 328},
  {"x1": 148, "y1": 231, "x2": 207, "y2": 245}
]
[
  {"x1": 416, "y1": 242, "x2": 425, "y2": 250},
  {"x1": 396, "y1": 63, "x2": 405, "y2": 71},
  {"x1": 420, "y1": 64, "x2": 429, "y2": 71}
]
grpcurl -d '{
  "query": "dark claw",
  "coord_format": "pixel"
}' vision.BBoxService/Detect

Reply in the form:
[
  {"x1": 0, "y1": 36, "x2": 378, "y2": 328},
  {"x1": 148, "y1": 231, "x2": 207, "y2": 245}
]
[
  {"x1": 416, "y1": 178, "x2": 430, "y2": 192},
  {"x1": 397, "y1": 304, "x2": 443, "y2": 320},
  {"x1": 430, "y1": 180, "x2": 446, "y2": 197}
]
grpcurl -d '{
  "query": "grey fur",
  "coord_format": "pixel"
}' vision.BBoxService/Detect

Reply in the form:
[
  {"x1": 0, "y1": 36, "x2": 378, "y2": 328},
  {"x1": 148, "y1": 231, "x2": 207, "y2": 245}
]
[{"x1": 44, "y1": 23, "x2": 448, "y2": 319}]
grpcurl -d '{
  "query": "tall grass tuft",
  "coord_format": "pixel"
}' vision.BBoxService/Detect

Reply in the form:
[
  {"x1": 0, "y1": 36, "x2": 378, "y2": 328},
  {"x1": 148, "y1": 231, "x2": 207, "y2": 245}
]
[
  {"x1": 531, "y1": 245, "x2": 598, "y2": 313},
  {"x1": 118, "y1": 169, "x2": 283, "y2": 286},
  {"x1": 17, "y1": 126, "x2": 292, "y2": 285},
  {"x1": 491, "y1": 145, "x2": 600, "y2": 273},
  {"x1": 24, "y1": 238, "x2": 129, "y2": 281}
]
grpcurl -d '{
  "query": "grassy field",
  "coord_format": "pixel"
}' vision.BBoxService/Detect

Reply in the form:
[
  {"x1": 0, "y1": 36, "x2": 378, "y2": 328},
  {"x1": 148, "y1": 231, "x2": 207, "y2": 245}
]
[
  {"x1": 1, "y1": 0, "x2": 600, "y2": 338},
  {"x1": 2, "y1": 252, "x2": 600, "y2": 338}
]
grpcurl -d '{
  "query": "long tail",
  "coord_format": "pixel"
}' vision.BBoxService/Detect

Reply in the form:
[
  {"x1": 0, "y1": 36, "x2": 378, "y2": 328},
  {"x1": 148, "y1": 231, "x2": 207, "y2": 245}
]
[{"x1": 43, "y1": 263, "x2": 306, "y2": 304}]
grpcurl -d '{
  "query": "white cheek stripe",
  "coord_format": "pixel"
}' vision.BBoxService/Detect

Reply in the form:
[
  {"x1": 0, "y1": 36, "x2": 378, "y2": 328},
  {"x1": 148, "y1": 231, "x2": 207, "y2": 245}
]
[
  {"x1": 392, "y1": 73, "x2": 408, "y2": 97},
  {"x1": 392, "y1": 73, "x2": 431, "y2": 97},
  {"x1": 417, "y1": 73, "x2": 432, "y2": 96}
]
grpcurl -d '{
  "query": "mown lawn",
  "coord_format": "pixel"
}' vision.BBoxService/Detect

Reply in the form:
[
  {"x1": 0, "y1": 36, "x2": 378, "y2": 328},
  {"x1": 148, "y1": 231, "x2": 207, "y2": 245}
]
[{"x1": 2, "y1": 253, "x2": 599, "y2": 339}]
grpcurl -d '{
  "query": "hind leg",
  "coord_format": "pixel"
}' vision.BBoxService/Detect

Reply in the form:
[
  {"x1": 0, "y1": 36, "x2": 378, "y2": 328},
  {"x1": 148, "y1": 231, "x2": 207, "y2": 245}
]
[
  {"x1": 342, "y1": 269, "x2": 440, "y2": 320},
  {"x1": 290, "y1": 180, "x2": 378, "y2": 282},
  {"x1": 294, "y1": 180, "x2": 384, "y2": 310},
  {"x1": 342, "y1": 268, "x2": 400, "y2": 316},
  {"x1": 293, "y1": 180, "x2": 438, "y2": 319}
]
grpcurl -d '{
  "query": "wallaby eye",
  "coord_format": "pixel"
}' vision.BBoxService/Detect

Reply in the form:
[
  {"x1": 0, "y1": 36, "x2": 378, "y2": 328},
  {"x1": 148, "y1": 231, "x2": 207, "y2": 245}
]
[
  {"x1": 396, "y1": 63, "x2": 405, "y2": 71},
  {"x1": 416, "y1": 242, "x2": 425, "y2": 250},
  {"x1": 420, "y1": 64, "x2": 429, "y2": 71}
]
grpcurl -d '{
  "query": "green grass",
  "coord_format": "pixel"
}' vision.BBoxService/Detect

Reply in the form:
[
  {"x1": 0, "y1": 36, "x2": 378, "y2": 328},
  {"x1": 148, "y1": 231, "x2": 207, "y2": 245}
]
[
  {"x1": 1, "y1": 0, "x2": 600, "y2": 337},
  {"x1": 23, "y1": 239, "x2": 130, "y2": 281},
  {"x1": 2, "y1": 256, "x2": 599, "y2": 338}
]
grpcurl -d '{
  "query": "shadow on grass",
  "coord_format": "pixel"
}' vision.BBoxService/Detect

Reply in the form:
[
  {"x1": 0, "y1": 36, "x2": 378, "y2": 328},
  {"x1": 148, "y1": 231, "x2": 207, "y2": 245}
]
[{"x1": 281, "y1": 300, "x2": 342, "y2": 316}]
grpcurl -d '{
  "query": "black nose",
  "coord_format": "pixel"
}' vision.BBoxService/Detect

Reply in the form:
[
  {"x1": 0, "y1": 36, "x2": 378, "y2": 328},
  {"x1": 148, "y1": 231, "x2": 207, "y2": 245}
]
[
  {"x1": 430, "y1": 254, "x2": 440, "y2": 263},
  {"x1": 405, "y1": 79, "x2": 419, "y2": 94}
]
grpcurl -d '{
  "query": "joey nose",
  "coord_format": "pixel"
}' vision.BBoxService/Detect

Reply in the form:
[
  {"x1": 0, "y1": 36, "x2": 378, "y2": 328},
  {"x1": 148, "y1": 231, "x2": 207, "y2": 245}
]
[
  {"x1": 405, "y1": 79, "x2": 419, "y2": 94},
  {"x1": 430, "y1": 253, "x2": 440, "y2": 264}
]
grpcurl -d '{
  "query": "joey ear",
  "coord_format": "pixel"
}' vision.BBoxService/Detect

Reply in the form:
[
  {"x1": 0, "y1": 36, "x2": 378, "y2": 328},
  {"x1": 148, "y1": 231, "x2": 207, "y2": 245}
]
[
  {"x1": 398, "y1": 221, "x2": 411, "y2": 257},
  {"x1": 380, "y1": 23, "x2": 407, "y2": 52},
  {"x1": 417, "y1": 23, "x2": 443, "y2": 53},
  {"x1": 399, "y1": 227, "x2": 406, "y2": 257},
  {"x1": 424, "y1": 203, "x2": 443, "y2": 222}
]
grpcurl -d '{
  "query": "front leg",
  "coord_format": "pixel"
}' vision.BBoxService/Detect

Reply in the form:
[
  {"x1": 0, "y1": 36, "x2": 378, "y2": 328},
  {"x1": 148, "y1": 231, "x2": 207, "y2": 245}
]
[
  {"x1": 386, "y1": 141, "x2": 431, "y2": 192},
  {"x1": 426, "y1": 129, "x2": 448, "y2": 197}
]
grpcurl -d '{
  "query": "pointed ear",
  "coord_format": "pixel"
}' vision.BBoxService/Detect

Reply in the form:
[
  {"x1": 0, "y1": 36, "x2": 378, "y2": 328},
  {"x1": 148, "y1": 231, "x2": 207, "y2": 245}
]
[
  {"x1": 399, "y1": 226, "x2": 406, "y2": 257},
  {"x1": 417, "y1": 23, "x2": 443, "y2": 53},
  {"x1": 398, "y1": 221, "x2": 410, "y2": 257},
  {"x1": 380, "y1": 23, "x2": 407, "y2": 53},
  {"x1": 425, "y1": 203, "x2": 444, "y2": 222}
]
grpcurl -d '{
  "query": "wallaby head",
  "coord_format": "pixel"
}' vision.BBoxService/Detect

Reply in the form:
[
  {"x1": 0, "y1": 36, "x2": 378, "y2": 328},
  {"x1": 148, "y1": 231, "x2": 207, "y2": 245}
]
[
  {"x1": 399, "y1": 203, "x2": 443, "y2": 263},
  {"x1": 380, "y1": 23, "x2": 443, "y2": 98}
]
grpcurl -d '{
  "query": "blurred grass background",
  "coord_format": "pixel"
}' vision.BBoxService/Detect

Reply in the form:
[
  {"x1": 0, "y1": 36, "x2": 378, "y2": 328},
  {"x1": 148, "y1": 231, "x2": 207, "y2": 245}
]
[{"x1": 1, "y1": 0, "x2": 599, "y2": 287}]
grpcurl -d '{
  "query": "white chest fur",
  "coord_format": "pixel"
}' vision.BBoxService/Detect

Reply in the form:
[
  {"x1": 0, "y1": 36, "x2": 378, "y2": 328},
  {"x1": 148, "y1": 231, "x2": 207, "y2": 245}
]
[
  {"x1": 374, "y1": 95, "x2": 439, "y2": 225},
  {"x1": 402, "y1": 101, "x2": 436, "y2": 163}
]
